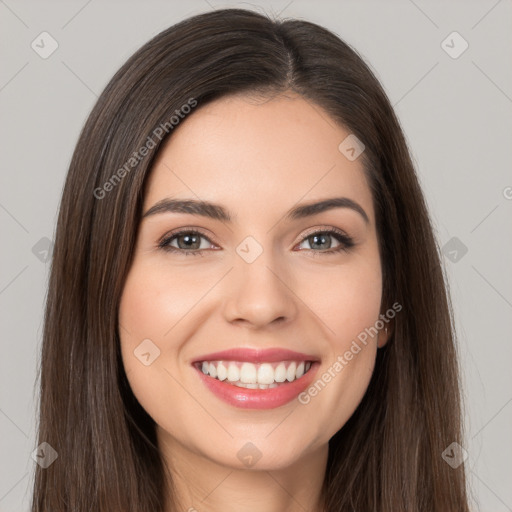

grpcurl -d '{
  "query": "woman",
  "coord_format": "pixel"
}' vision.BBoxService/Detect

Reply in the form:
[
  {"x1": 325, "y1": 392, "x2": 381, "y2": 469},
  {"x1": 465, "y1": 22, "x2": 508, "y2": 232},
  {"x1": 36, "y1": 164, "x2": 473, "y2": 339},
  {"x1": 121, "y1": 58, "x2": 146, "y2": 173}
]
[{"x1": 32, "y1": 8, "x2": 471, "y2": 511}]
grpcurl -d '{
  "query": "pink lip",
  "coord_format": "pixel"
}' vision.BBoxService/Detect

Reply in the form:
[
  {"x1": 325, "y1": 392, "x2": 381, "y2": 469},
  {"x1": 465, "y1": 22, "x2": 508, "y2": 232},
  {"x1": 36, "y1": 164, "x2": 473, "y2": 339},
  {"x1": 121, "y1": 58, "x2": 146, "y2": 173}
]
[
  {"x1": 194, "y1": 362, "x2": 319, "y2": 409},
  {"x1": 192, "y1": 348, "x2": 320, "y2": 409},
  {"x1": 192, "y1": 347, "x2": 319, "y2": 364}
]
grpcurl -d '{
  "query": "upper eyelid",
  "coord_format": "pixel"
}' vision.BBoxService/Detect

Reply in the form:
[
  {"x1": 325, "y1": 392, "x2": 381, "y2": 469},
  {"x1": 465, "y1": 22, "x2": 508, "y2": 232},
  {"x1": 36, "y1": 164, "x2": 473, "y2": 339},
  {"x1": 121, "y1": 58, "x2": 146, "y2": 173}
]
[{"x1": 159, "y1": 227, "x2": 217, "y2": 246}]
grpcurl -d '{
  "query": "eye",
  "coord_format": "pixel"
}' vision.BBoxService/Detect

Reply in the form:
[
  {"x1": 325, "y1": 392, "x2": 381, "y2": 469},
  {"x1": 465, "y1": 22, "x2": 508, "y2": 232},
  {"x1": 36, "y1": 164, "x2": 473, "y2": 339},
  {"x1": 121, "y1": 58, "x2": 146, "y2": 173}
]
[
  {"x1": 157, "y1": 227, "x2": 355, "y2": 256},
  {"x1": 158, "y1": 229, "x2": 216, "y2": 257},
  {"x1": 295, "y1": 228, "x2": 355, "y2": 256}
]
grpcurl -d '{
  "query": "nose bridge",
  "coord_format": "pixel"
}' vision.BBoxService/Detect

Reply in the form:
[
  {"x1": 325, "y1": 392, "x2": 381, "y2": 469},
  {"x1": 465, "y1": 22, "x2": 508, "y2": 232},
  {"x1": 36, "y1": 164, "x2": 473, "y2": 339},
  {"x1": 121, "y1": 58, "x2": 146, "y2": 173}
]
[{"x1": 223, "y1": 241, "x2": 297, "y2": 327}]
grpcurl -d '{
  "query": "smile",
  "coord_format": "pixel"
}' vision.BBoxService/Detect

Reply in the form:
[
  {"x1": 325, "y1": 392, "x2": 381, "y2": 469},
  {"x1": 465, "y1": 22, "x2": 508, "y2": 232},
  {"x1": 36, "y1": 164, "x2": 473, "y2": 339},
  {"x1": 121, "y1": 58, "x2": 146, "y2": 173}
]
[{"x1": 192, "y1": 348, "x2": 320, "y2": 409}]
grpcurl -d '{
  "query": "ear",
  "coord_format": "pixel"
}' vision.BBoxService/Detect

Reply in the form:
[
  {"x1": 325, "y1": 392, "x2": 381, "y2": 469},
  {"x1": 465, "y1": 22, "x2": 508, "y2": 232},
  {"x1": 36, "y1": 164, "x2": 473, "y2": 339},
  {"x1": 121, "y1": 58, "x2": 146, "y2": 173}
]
[{"x1": 377, "y1": 321, "x2": 393, "y2": 348}]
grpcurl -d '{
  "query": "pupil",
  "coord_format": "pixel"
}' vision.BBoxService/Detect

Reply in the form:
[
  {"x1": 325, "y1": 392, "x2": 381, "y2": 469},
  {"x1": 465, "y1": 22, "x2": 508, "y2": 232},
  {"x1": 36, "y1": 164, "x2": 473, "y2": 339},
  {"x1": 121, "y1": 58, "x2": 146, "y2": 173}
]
[
  {"x1": 311, "y1": 234, "x2": 330, "y2": 250},
  {"x1": 179, "y1": 234, "x2": 199, "y2": 249}
]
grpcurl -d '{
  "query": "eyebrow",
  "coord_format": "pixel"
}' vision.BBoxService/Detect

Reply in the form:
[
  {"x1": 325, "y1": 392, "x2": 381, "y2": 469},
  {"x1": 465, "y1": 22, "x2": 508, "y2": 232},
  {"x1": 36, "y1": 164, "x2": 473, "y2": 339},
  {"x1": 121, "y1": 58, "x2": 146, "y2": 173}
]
[{"x1": 142, "y1": 196, "x2": 369, "y2": 224}]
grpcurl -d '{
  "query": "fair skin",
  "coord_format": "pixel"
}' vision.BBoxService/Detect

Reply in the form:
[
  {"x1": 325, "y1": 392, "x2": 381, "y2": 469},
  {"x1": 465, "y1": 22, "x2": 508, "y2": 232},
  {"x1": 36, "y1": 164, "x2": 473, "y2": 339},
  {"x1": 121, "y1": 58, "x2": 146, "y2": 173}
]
[{"x1": 118, "y1": 91, "x2": 389, "y2": 512}]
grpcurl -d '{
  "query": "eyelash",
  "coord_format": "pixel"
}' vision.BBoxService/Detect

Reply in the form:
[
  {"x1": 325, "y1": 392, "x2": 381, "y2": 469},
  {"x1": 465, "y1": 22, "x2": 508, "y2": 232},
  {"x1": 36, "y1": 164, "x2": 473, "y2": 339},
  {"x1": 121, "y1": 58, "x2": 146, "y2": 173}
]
[{"x1": 157, "y1": 227, "x2": 355, "y2": 257}]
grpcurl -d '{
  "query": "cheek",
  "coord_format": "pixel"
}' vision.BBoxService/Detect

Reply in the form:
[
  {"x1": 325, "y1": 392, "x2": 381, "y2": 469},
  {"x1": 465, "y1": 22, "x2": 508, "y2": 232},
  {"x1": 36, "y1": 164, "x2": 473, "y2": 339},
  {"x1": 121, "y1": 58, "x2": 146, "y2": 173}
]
[
  {"x1": 118, "y1": 260, "x2": 203, "y2": 343},
  {"x1": 296, "y1": 257, "x2": 382, "y2": 434},
  {"x1": 118, "y1": 274, "x2": 213, "y2": 454},
  {"x1": 118, "y1": 264, "x2": 184, "y2": 418},
  {"x1": 308, "y1": 255, "x2": 383, "y2": 347}
]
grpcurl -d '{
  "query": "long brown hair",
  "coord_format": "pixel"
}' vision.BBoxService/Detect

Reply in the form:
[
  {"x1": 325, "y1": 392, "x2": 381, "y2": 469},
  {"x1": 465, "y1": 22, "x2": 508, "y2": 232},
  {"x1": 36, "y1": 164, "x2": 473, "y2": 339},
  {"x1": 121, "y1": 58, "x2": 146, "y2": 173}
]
[{"x1": 32, "y1": 8, "x2": 470, "y2": 511}]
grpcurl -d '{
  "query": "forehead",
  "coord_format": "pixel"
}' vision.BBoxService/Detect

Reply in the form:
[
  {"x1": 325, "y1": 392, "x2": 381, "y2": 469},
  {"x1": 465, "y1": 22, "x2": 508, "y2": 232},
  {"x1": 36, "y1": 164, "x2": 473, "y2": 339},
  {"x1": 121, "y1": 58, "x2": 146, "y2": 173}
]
[{"x1": 144, "y1": 93, "x2": 374, "y2": 224}]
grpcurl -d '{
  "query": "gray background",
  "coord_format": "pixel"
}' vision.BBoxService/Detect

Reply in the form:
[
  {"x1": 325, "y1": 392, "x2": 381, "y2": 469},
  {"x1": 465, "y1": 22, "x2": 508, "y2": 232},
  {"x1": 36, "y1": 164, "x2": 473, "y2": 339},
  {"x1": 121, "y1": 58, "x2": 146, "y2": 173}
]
[{"x1": 1, "y1": 0, "x2": 511, "y2": 510}]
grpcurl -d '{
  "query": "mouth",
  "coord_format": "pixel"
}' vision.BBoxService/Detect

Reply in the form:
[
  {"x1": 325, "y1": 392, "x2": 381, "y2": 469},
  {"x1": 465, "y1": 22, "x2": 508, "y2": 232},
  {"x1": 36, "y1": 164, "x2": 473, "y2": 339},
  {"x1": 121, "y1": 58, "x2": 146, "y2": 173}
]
[{"x1": 191, "y1": 348, "x2": 320, "y2": 409}]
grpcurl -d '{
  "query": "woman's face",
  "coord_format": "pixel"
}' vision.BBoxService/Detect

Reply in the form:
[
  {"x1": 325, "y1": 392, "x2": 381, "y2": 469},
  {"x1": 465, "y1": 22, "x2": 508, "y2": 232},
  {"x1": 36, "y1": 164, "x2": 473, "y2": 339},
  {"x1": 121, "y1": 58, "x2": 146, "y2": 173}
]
[{"x1": 119, "y1": 92, "x2": 388, "y2": 471}]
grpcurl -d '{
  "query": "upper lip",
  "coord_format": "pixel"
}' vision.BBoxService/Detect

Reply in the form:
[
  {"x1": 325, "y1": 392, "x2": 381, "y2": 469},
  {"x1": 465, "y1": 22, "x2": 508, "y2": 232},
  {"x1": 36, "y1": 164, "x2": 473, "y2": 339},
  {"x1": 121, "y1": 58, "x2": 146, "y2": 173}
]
[{"x1": 192, "y1": 348, "x2": 320, "y2": 364}]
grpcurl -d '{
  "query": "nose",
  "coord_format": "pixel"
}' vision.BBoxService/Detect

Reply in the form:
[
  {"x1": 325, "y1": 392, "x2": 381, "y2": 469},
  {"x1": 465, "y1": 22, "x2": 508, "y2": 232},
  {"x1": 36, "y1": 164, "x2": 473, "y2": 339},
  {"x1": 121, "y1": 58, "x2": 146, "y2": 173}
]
[{"x1": 222, "y1": 250, "x2": 298, "y2": 330}]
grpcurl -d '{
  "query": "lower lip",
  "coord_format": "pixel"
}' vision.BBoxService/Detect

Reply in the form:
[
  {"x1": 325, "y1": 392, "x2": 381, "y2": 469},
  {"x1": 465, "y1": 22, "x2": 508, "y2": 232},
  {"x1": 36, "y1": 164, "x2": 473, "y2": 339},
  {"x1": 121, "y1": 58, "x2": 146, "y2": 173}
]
[{"x1": 194, "y1": 362, "x2": 319, "y2": 409}]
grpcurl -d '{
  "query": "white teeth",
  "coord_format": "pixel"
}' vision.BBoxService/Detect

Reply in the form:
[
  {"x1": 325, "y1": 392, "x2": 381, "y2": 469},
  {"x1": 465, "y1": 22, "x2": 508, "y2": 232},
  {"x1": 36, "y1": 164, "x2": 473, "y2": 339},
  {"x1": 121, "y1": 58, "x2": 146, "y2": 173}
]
[
  {"x1": 296, "y1": 361, "x2": 305, "y2": 379},
  {"x1": 240, "y1": 362, "x2": 257, "y2": 384},
  {"x1": 198, "y1": 359, "x2": 314, "y2": 385},
  {"x1": 286, "y1": 362, "x2": 297, "y2": 382},
  {"x1": 234, "y1": 382, "x2": 272, "y2": 389},
  {"x1": 257, "y1": 363, "x2": 275, "y2": 385},
  {"x1": 216, "y1": 362, "x2": 227, "y2": 381},
  {"x1": 274, "y1": 363, "x2": 287, "y2": 382},
  {"x1": 227, "y1": 363, "x2": 240, "y2": 382}
]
